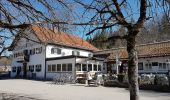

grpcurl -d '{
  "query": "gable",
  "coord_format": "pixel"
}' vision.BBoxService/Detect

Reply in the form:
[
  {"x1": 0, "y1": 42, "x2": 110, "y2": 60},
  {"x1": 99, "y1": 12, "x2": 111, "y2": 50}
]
[{"x1": 10, "y1": 28, "x2": 42, "y2": 51}]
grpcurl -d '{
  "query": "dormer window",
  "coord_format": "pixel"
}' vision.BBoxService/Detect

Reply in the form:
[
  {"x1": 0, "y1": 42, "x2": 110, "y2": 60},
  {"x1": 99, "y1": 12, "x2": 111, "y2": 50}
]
[
  {"x1": 72, "y1": 51, "x2": 80, "y2": 56},
  {"x1": 51, "y1": 48, "x2": 61, "y2": 54},
  {"x1": 36, "y1": 47, "x2": 42, "y2": 54}
]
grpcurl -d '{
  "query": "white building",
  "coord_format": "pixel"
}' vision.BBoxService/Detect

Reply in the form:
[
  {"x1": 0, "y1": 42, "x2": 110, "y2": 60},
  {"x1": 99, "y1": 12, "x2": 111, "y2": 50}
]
[
  {"x1": 94, "y1": 41, "x2": 170, "y2": 75},
  {"x1": 10, "y1": 25, "x2": 106, "y2": 80}
]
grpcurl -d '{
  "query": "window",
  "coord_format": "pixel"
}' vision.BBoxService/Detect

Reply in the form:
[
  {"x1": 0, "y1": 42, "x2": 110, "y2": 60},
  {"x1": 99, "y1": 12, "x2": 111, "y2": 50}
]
[
  {"x1": 72, "y1": 51, "x2": 80, "y2": 56},
  {"x1": 36, "y1": 64, "x2": 41, "y2": 72},
  {"x1": 23, "y1": 50, "x2": 28, "y2": 55},
  {"x1": 51, "y1": 48, "x2": 61, "y2": 54},
  {"x1": 29, "y1": 65, "x2": 34, "y2": 72},
  {"x1": 77, "y1": 51, "x2": 80, "y2": 56},
  {"x1": 98, "y1": 65, "x2": 101, "y2": 71},
  {"x1": 159, "y1": 63, "x2": 166, "y2": 70},
  {"x1": 163, "y1": 63, "x2": 166, "y2": 69},
  {"x1": 93, "y1": 64, "x2": 97, "y2": 71},
  {"x1": 52, "y1": 64, "x2": 56, "y2": 72},
  {"x1": 12, "y1": 67, "x2": 16, "y2": 72},
  {"x1": 88, "y1": 64, "x2": 92, "y2": 71},
  {"x1": 68, "y1": 63, "x2": 72, "y2": 71},
  {"x1": 138, "y1": 62, "x2": 143, "y2": 70},
  {"x1": 88, "y1": 54, "x2": 93, "y2": 57},
  {"x1": 36, "y1": 47, "x2": 42, "y2": 54},
  {"x1": 48, "y1": 65, "x2": 52, "y2": 72},
  {"x1": 30, "y1": 50, "x2": 32, "y2": 55},
  {"x1": 152, "y1": 62, "x2": 158, "y2": 66},
  {"x1": 145, "y1": 63, "x2": 152, "y2": 70},
  {"x1": 62, "y1": 64, "x2": 67, "y2": 71},
  {"x1": 30, "y1": 49, "x2": 35, "y2": 55},
  {"x1": 57, "y1": 64, "x2": 61, "y2": 71},
  {"x1": 159, "y1": 63, "x2": 162, "y2": 69},
  {"x1": 72, "y1": 51, "x2": 75, "y2": 55},
  {"x1": 159, "y1": 63, "x2": 162, "y2": 70},
  {"x1": 82, "y1": 64, "x2": 87, "y2": 71},
  {"x1": 76, "y1": 63, "x2": 81, "y2": 71}
]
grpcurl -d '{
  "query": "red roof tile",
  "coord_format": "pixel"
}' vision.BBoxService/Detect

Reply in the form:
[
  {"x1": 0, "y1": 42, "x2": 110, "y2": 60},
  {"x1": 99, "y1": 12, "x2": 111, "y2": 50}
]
[
  {"x1": 94, "y1": 41, "x2": 170, "y2": 60},
  {"x1": 27, "y1": 25, "x2": 99, "y2": 51}
]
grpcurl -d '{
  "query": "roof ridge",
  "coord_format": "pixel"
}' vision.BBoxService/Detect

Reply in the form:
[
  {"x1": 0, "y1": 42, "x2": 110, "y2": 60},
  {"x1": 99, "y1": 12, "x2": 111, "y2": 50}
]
[
  {"x1": 136, "y1": 40, "x2": 170, "y2": 47},
  {"x1": 95, "y1": 40, "x2": 170, "y2": 53},
  {"x1": 30, "y1": 25, "x2": 99, "y2": 51}
]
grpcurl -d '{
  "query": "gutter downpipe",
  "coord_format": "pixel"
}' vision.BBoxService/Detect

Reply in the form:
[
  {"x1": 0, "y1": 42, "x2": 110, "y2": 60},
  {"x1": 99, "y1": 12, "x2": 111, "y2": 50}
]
[{"x1": 44, "y1": 44, "x2": 47, "y2": 80}]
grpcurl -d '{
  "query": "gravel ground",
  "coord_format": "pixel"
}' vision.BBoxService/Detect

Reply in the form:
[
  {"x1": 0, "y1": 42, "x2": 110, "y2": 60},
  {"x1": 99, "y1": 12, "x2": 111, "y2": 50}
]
[{"x1": 0, "y1": 79, "x2": 170, "y2": 100}]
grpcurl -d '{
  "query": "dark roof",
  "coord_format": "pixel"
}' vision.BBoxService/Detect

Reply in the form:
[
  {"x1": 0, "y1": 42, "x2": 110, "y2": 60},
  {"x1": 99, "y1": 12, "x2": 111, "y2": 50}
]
[{"x1": 94, "y1": 41, "x2": 170, "y2": 60}]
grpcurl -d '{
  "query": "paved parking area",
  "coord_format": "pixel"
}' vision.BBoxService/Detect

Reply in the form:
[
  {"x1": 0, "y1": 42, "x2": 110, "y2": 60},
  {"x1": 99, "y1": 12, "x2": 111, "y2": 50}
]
[{"x1": 0, "y1": 79, "x2": 170, "y2": 100}]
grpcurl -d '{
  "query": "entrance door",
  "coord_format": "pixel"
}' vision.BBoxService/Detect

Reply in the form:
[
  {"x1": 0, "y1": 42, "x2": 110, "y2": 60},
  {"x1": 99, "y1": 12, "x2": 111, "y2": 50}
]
[
  {"x1": 16, "y1": 67, "x2": 21, "y2": 77},
  {"x1": 23, "y1": 63, "x2": 27, "y2": 78}
]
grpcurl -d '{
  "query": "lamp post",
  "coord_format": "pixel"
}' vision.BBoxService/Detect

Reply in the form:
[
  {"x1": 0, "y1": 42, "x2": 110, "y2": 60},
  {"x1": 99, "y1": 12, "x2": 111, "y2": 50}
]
[
  {"x1": 116, "y1": 54, "x2": 122, "y2": 75},
  {"x1": 166, "y1": 59, "x2": 170, "y2": 86},
  {"x1": 116, "y1": 54, "x2": 119, "y2": 75}
]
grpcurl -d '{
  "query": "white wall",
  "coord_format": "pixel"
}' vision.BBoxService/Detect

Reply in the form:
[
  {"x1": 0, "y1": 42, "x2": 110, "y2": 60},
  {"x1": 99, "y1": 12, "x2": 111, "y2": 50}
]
[
  {"x1": 46, "y1": 45, "x2": 92, "y2": 58},
  {"x1": 11, "y1": 44, "x2": 46, "y2": 79},
  {"x1": 138, "y1": 56, "x2": 170, "y2": 74},
  {"x1": 26, "y1": 45, "x2": 46, "y2": 79},
  {"x1": 11, "y1": 29, "x2": 46, "y2": 79}
]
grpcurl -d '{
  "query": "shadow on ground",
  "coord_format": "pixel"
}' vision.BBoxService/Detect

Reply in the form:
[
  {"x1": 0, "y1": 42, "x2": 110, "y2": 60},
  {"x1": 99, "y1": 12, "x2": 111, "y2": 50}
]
[{"x1": 0, "y1": 93, "x2": 45, "y2": 100}]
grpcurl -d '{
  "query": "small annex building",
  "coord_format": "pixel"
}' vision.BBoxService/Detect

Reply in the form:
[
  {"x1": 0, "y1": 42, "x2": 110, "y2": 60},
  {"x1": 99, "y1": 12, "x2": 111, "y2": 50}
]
[{"x1": 94, "y1": 41, "x2": 170, "y2": 75}]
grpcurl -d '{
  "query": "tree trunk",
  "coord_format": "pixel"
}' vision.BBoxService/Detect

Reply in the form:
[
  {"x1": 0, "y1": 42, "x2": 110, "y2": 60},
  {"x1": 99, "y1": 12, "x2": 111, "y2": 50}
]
[{"x1": 126, "y1": 33, "x2": 139, "y2": 100}]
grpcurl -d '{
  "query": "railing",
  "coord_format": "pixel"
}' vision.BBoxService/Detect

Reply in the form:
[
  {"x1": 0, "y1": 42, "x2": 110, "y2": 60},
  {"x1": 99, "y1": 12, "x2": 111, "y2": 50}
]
[{"x1": 52, "y1": 73, "x2": 76, "y2": 85}]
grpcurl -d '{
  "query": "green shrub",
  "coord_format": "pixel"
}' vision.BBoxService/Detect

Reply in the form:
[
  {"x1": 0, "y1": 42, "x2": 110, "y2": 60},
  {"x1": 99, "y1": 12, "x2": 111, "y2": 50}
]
[
  {"x1": 118, "y1": 74, "x2": 125, "y2": 83},
  {"x1": 139, "y1": 84, "x2": 170, "y2": 92},
  {"x1": 104, "y1": 80, "x2": 128, "y2": 88}
]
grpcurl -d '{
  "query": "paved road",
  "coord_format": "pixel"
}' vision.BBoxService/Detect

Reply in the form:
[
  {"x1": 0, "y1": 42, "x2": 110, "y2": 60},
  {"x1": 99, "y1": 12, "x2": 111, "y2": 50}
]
[{"x1": 0, "y1": 79, "x2": 170, "y2": 100}]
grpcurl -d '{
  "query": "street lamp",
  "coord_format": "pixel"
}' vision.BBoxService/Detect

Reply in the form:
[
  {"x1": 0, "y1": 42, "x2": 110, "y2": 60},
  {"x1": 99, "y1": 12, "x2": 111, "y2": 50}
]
[{"x1": 116, "y1": 54, "x2": 122, "y2": 74}]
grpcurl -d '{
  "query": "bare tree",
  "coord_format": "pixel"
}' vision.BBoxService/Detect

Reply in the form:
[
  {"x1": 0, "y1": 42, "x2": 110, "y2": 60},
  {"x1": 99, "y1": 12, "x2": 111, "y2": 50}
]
[
  {"x1": 0, "y1": 0, "x2": 74, "y2": 56},
  {"x1": 74, "y1": 0, "x2": 170, "y2": 100}
]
